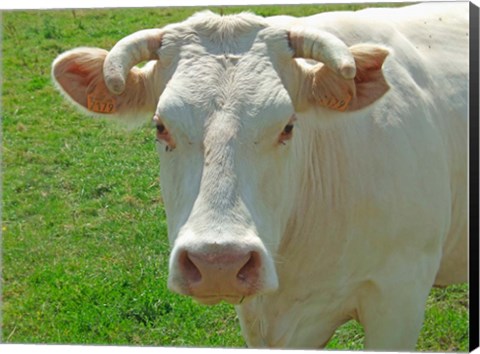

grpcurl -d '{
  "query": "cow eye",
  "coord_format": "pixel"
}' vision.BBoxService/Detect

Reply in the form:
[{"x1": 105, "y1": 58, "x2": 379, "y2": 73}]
[
  {"x1": 283, "y1": 124, "x2": 294, "y2": 134},
  {"x1": 153, "y1": 115, "x2": 176, "y2": 151},
  {"x1": 155, "y1": 122, "x2": 169, "y2": 140},
  {"x1": 279, "y1": 123, "x2": 295, "y2": 144},
  {"x1": 156, "y1": 123, "x2": 166, "y2": 135}
]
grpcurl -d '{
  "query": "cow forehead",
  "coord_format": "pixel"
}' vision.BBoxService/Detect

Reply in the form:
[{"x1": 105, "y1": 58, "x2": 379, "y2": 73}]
[
  {"x1": 163, "y1": 10, "x2": 270, "y2": 55},
  {"x1": 155, "y1": 11, "x2": 294, "y2": 131},
  {"x1": 157, "y1": 47, "x2": 293, "y2": 143}
]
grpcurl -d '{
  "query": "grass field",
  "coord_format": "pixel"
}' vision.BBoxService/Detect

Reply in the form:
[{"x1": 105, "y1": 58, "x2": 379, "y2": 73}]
[{"x1": 1, "y1": 4, "x2": 469, "y2": 350}]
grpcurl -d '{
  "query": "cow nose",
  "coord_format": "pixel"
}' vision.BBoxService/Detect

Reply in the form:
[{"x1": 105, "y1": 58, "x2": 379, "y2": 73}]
[{"x1": 176, "y1": 249, "x2": 261, "y2": 302}]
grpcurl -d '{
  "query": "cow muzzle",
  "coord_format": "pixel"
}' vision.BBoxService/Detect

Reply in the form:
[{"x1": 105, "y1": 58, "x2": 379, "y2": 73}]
[{"x1": 168, "y1": 233, "x2": 279, "y2": 304}]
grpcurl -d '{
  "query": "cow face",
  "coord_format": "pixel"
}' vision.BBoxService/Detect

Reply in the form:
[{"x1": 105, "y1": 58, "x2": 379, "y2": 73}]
[
  {"x1": 154, "y1": 48, "x2": 298, "y2": 304},
  {"x1": 52, "y1": 11, "x2": 389, "y2": 305}
]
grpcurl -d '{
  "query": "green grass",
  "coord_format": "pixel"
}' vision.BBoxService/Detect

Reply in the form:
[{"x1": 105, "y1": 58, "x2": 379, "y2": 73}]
[{"x1": 1, "y1": 4, "x2": 468, "y2": 350}]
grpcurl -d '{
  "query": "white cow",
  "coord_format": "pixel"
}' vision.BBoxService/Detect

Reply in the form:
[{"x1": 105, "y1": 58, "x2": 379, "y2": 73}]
[{"x1": 52, "y1": 2, "x2": 468, "y2": 350}]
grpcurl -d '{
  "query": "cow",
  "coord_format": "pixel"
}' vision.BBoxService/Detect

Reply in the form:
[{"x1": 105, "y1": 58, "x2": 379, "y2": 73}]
[{"x1": 52, "y1": 2, "x2": 468, "y2": 350}]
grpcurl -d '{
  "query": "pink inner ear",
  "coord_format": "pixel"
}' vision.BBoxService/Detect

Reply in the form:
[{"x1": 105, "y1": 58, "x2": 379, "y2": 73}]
[
  {"x1": 53, "y1": 47, "x2": 157, "y2": 119},
  {"x1": 65, "y1": 62, "x2": 89, "y2": 77},
  {"x1": 53, "y1": 48, "x2": 112, "y2": 110},
  {"x1": 309, "y1": 44, "x2": 390, "y2": 112},
  {"x1": 356, "y1": 53, "x2": 386, "y2": 72},
  {"x1": 347, "y1": 44, "x2": 390, "y2": 111},
  {"x1": 65, "y1": 64, "x2": 95, "y2": 94}
]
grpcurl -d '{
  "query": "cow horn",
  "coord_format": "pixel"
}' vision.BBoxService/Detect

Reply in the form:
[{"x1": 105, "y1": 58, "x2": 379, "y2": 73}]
[
  {"x1": 103, "y1": 29, "x2": 164, "y2": 95},
  {"x1": 288, "y1": 27, "x2": 356, "y2": 80}
]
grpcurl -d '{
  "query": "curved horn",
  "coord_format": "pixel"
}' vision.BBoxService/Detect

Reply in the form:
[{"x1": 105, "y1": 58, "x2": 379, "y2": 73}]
[
  {"x1": 288, "y1": 27, "x2": 356, "y2": 80},
  {"x1": 103, "y1": 29, "x2": 164, "y2": 95}
]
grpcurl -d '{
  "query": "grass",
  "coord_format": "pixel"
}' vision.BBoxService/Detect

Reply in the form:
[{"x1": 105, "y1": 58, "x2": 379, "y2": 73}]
[{"x1": 1, "y1": 3, "x2": 469, "y2": 351}]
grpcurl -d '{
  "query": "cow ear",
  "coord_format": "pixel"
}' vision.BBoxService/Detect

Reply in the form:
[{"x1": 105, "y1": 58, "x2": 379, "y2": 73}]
[
  {"x1": 310, "y1": 44, "x2": 390, "y2": 112},
  {"x1": 52, "y1": 47, "x2": 157, "y2": 123}
]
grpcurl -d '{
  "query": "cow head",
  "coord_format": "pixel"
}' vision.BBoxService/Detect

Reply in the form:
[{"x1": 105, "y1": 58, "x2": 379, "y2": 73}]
[{"x1": 52, "y1": 11, "x2": 389, "y2": 305}]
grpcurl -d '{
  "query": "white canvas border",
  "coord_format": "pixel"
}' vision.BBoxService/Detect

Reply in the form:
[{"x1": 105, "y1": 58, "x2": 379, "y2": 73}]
[{"x1": 0, "y1": 1, "x2": 478, "y2": 354}]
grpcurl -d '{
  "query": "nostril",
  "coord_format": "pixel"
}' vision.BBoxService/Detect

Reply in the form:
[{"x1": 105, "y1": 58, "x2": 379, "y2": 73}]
[
  {"x1": 179, "y1": 251, "x2": 202, "y2": 283},
  {"x1": 237, "y1": 251, "x2": 261, "y2": 282}
]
